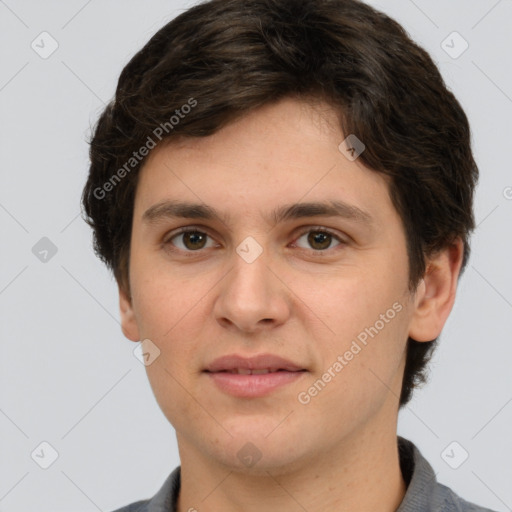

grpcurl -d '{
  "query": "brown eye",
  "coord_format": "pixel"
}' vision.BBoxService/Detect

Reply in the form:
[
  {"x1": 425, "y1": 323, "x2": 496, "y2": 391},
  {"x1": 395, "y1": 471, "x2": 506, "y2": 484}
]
[
  {"x1": 295, "y1": 229, "x2": 343, "y2": 252},
  {"x1": 165, "y1": 229, "x2": 215, "y2": 252},
  {"x1": 182, "y1": 231, "x2": 207, "y2": 250},
  {"x1": 308, "y1": 231, "x2": 332, "y2": 250}
]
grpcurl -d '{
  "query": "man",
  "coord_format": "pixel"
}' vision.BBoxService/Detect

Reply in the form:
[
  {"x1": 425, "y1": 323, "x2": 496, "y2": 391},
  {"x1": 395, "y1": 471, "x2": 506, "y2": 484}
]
[{"x1": 82, "y1": 0, "x2": 496, "y2": 510}]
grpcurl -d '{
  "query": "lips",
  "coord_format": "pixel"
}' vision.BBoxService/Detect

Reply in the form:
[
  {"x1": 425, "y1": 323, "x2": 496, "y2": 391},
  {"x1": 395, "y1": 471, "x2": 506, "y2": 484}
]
[
  {"x1": 204, "y1": 353, "x2": 307, "y2": 397},
  {"x1": 220, "y1": 368, "x2": 286, "y2": 375},
  {"x1": 204, "y1": 353, "x2": 306, "y2": 374}
]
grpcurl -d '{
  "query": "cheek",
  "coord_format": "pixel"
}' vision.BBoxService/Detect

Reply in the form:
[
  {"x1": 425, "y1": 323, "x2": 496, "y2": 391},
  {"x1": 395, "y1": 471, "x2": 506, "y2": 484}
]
[
  {"x1": 298, "y1": 305, "x2": 410, "y2": 431},
  {"x1": 139, "y1": 303, "x2": 205, "y2": 428},
  {"x1": 144, "y1": 360, "x2": 205, "y2": 434},
  {"x1": 130, "y1": 268, "x2": 197, "y2": 339},
  {"x1": 304, "y1": 270, "x2": 404, "y2": 338},
  {"x1": 304, "y1": 267, "x2": 411, "y2": 383}
]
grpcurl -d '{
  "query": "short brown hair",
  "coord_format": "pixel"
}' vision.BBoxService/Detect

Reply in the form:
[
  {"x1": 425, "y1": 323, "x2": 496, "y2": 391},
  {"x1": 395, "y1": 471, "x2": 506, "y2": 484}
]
[{"x1": 81, "y1": 0, "x2": 478, "y2": 406}]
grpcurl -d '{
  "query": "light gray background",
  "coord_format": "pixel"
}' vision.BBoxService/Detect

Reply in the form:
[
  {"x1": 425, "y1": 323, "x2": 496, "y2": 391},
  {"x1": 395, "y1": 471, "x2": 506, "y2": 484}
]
[{"x1": 0, "y1": 1, "x2": 511, "y2": 511}]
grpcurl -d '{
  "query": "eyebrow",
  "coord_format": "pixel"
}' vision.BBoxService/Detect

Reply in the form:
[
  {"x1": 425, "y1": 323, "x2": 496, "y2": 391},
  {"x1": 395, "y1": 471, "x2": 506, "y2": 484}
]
[{"x1": 142, "y1": 199, "x2": 374, "y2": 228}]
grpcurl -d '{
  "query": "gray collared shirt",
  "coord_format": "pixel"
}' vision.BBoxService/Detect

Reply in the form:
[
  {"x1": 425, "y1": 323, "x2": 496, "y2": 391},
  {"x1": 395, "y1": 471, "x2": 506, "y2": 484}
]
[{"x1": 113, "y1": 437, "x2": 497, "y2": 512}]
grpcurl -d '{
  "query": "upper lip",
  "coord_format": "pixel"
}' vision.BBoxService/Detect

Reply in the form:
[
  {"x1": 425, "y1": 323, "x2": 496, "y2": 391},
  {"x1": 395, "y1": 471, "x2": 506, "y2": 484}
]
[{"x1": 204, "y1": 354, "x2": 306, "y2": 372}]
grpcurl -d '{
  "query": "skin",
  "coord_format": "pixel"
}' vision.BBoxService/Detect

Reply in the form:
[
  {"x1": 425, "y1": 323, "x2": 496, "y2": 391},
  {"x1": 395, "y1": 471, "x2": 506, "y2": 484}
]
[{"x1": 119, "y1": 96, "x2": 464, "y2": 512}]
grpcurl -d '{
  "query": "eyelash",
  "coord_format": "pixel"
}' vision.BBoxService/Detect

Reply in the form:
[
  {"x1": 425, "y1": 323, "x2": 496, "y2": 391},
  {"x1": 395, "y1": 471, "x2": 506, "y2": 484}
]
[{"x1": 162, "y1": 226, "x2": 347, "y2": 257}]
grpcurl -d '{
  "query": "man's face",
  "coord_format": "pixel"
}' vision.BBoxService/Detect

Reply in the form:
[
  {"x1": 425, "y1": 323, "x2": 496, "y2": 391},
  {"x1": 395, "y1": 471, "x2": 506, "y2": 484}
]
[{"x1": 121, "y1": 97, "x2": 419, "y2": 473}]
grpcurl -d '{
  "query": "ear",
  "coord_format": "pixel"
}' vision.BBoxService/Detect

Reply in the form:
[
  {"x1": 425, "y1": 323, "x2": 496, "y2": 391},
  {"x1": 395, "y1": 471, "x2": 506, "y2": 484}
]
[
  {"x1": 119, "y1": 284, "x2": 140, "y2": 342},
  {"x1": 408, "y1": 238, "x2": 464, "y2": 342}
]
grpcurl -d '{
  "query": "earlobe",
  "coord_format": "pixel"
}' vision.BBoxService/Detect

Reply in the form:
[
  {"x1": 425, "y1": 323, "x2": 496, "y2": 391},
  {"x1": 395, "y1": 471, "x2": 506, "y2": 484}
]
[
  {"x1": 408, "y1": 239, "x2": 464, "y2": 343},
  {"x1": 119, "y1": 285, "x2": 141, "y2": 342}
]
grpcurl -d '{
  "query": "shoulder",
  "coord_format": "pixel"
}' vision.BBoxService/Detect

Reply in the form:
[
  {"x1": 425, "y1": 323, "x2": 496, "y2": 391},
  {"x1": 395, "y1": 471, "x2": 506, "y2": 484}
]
[
  {"x1": 434, "y1": 481, "x2": 498, "y2": 512},
  {"x1": 109, "y1": 466, "x2": 181, "y2": 512},
  {"x1": 397, "y1": 437, "x2": 498, "y2": 512},
  {"x1": 111, "y1": 500, "x2": 150, "y2": 512}
]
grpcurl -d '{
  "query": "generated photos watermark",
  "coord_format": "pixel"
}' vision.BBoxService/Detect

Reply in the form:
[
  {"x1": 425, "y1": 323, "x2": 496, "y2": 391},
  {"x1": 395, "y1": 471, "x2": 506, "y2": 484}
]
[
  {"x1": 93, "y1": 97, "x2": 198, "y2": 200},
  {"x1": 297, "y1": 301, "x2": 403, "y2": 405}
]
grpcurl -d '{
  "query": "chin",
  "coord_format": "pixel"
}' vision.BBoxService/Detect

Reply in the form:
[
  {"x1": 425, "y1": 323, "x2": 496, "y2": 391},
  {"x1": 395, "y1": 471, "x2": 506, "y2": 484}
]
[
  {"x1": 200, "y1": 426, "x2": 314, "y2": 476},
  {"x1": 216, "y1": 446, "x2": 308, "y2": 477}
]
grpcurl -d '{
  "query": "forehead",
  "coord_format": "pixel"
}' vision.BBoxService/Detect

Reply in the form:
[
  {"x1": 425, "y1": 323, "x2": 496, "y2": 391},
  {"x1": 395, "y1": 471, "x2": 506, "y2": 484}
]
[{"x1": 133, "y1": 97, "x2": 395, "y2": 229}]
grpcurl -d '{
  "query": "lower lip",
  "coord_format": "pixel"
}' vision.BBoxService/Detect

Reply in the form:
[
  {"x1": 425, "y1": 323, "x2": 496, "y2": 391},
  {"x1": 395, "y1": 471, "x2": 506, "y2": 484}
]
[{"x1": 205, "y1": 371, "x2": 306, "y2": 398}]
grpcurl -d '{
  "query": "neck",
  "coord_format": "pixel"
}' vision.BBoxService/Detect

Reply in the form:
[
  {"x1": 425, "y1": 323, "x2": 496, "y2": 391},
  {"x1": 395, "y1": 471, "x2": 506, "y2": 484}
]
[{"x1": 176, "y1": 422, "x2": 406, "y2": 512}]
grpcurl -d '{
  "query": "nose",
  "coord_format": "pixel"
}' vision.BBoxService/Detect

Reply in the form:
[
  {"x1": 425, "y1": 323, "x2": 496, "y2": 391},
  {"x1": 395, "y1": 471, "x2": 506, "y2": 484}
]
[{"x1": 213, "y1": 246, "x2": 291, "y2": 334}]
